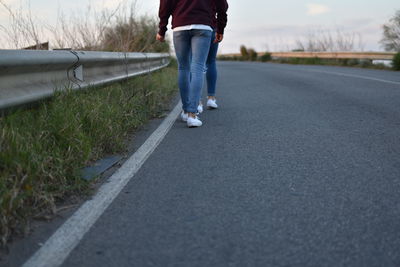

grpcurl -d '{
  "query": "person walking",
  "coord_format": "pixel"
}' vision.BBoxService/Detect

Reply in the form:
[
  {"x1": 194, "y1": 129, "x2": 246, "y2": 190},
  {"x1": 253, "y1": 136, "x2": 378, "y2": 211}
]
[
  {"x1": 157, "y1": 0, "x2": 228, "y2": 127},
  {"x1": 197, "y1": 19, "x2": 221, "y2": 113},
  {"x1": 205, "y1": 26, "x2": 221, "y2": 110},
  {"x1": 198, "y1": 5, "x2": 225, "y2": 113}
]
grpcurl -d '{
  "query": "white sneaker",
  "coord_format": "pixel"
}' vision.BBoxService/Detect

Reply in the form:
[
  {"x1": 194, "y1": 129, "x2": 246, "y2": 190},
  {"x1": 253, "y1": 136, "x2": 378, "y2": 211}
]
[
  {"x1": 187, "y1": 116, "x2": 202, "y2": 127},
  {"x1": 207, "y1": 98, "x2": 218, "y2": 109},
  {"x1": 197, "y1": 103, "x2": 203, "y2": 114},
  {"x1": 180, "y1": 111, "x2": 188, "y2": 122}
]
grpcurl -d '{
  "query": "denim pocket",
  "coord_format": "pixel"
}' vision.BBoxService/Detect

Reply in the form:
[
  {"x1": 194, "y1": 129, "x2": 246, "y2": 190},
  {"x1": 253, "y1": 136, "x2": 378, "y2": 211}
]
[{"x1": 173, "y1": 30, "x2": 185, "y2": 36}]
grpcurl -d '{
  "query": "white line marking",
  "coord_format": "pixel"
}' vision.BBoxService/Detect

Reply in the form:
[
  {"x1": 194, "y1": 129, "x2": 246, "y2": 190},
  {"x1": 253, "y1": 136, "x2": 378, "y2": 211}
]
[
  {"x1": 23, "y1": 102, "x2": 182, "y2": 267},
  {"x1": 304, "y1": 69, "x2": 400, "y2": 86}
]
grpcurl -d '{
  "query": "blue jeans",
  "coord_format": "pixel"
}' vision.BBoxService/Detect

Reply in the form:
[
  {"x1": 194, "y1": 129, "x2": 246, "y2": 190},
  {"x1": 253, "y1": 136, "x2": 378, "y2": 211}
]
[
  {"x1": 206, "y1": 31, "x2": 219, "y2": 97},
  {"x1": 173, "y1": 30, "x2": 212, "y2": 113}
]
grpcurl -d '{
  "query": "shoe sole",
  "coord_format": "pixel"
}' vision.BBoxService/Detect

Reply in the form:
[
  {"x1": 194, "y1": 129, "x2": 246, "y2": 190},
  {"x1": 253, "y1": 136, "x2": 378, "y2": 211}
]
[{"x1": 187, "y1": 123, "x2": 202, "y2": 128}]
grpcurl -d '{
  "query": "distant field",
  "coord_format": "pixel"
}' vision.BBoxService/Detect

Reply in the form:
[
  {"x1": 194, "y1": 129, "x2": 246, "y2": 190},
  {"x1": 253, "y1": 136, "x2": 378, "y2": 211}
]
[{"x1": 221, "y1": 51, "x2": 396, "y2": 60}]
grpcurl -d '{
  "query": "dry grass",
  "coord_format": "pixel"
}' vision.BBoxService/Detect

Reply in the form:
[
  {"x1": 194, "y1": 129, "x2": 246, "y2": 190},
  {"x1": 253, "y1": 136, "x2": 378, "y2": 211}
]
[
  {"x1": 0, "y1": 0, "x2": 170, "y2": 52},
  {"x1": 0, "y1": 62, "x2": 178, "y2": 247}
]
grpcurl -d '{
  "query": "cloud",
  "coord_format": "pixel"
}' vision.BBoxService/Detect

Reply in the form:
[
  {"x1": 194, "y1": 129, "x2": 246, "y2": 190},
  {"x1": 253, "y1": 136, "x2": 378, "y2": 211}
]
[
  {"x1": 222, "y1": 20, "x2": 384, "y2": 53},
  {"x1": 307, "y1": 4, "x2": 330, "y2": 16}
]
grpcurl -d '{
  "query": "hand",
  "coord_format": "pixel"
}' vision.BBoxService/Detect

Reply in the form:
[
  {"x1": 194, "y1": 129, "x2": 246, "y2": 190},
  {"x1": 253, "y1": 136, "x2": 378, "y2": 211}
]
[
  {"x1": 214, "y1": 33, "x2": 224, "y2": 43},
  {"x1": 156, "y1": 33, "x2": 165, "y2": 42}
]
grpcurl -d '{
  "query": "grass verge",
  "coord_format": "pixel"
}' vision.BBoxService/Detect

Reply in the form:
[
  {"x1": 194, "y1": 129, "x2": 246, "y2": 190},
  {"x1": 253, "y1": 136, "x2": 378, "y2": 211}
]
[
  {"x1": 0, "y1": 62, "x2": 178, "y2": 246},
  {"x1": 272, "y1": 57, "x2": 391, "y2": 70},
  {"x1": 218, "y1": 55, "x2": 396, "y2": 71}
]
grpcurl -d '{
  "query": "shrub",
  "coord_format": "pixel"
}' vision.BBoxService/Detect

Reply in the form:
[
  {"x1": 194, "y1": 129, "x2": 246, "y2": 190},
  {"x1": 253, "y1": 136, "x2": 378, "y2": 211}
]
[
  {"x1": 373, "y1": 63, "x2": 387, "y2": 70},
  {"x1": 288, "y1": 58, "x2": 301, "y2": 64},
  {"x1": 393, "y1": 52, "x2": 400, "y2": 70},
  {"x1": 101, "y1": 16, "x2": 170, "y2": 53},
  {"x1": 217, "y1": 55, "x2": 229, "y2": 61},
  {"x1": 306, "y1": 57, "x2": 323, "y2": 65},
  {"x1": 240, "y1": 45, "x2": 249, "y2": 60},
  {"x1": 342, "y1": 59, "x2": 360, "y2": 66},
  {"x1": 381, "y1": 10, "x2": 400, "y2": 52},
  {"x1": 247, "y1": 48, "x2": 258, "y2": 61},
  {"x1": 284, "y1": 57, "x2": 323, "y2": 65},
  {"x1": 360, "y1": 59, "x2": 373, "y2": 68},
  {"x1": 259, "y1": 52, "x2": 272, "y2": 62}
]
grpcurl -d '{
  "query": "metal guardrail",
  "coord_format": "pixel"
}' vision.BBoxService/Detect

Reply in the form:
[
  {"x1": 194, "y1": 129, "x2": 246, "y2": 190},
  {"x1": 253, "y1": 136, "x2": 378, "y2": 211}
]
[{"x1": 0, "y1": 50, "x2": 170, "y2": 110}]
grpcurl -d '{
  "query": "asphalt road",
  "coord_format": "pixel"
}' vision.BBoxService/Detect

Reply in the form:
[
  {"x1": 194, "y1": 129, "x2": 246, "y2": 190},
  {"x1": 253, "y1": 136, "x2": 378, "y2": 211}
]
[{"x1": 47, "y1": 62, "x2": 400, "y2": 266}]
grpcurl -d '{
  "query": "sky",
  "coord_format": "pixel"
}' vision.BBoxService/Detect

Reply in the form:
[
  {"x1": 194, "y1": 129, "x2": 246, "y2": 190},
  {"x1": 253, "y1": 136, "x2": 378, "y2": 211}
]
[{"x1": 0, "y1": 0, "x2": 399, "y2": 53}]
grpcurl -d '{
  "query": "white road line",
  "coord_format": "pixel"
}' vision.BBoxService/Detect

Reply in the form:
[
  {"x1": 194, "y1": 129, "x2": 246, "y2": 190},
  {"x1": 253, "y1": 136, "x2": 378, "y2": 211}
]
[
  {"x1": 304, "y1": 69, "x2": 400, "y2": 86},
  {"x1": 23, "y1": 102, "x2": 182, "y2": 267}
]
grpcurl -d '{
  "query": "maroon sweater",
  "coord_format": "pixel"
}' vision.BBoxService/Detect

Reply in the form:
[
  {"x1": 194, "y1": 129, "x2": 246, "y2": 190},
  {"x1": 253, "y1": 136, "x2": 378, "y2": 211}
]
[{"x1": 158, "y1": 0, "x2": 228, "y2": 36}]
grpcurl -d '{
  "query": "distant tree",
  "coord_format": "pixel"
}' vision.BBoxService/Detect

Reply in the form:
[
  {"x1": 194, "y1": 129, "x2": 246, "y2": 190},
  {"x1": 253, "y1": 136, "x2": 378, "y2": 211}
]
[
  {"x1": 393, "y1": 52, "x2": 400, "y2": 70},
  {"x1": 240, "y1": 45, "x2": 249, "y2": 60},
  {"x1": 381, "y1": 10, "x2": 400, "y2": 52},
  {"x1": 259, "y1": 52, "x2": 272, "y2": 62},
  {"x1": 247, "y1": 48, "x2": 258, "y2": 61},
  {"x1": 295, "y1": 28, "x2": 363, "y2": 52}
]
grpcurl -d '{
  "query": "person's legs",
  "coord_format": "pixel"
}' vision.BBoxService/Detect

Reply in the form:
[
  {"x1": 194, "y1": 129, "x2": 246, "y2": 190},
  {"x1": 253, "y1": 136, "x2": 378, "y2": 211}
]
[
  {"x1": 173, "y1": 31, "x2": 191, "y2": 112},
  {"x1": 206, "y1": 32, "x2": 219, "y2": 98},
  {"x1": 186, "y1": 30, "x2": 212, "y2": 114}
]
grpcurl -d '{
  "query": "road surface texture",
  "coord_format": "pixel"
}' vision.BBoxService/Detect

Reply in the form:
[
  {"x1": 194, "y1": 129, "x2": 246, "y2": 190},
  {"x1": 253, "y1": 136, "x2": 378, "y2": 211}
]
[{"x1": 31, "y1": 62, "x2": 400, "y2": 266}]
